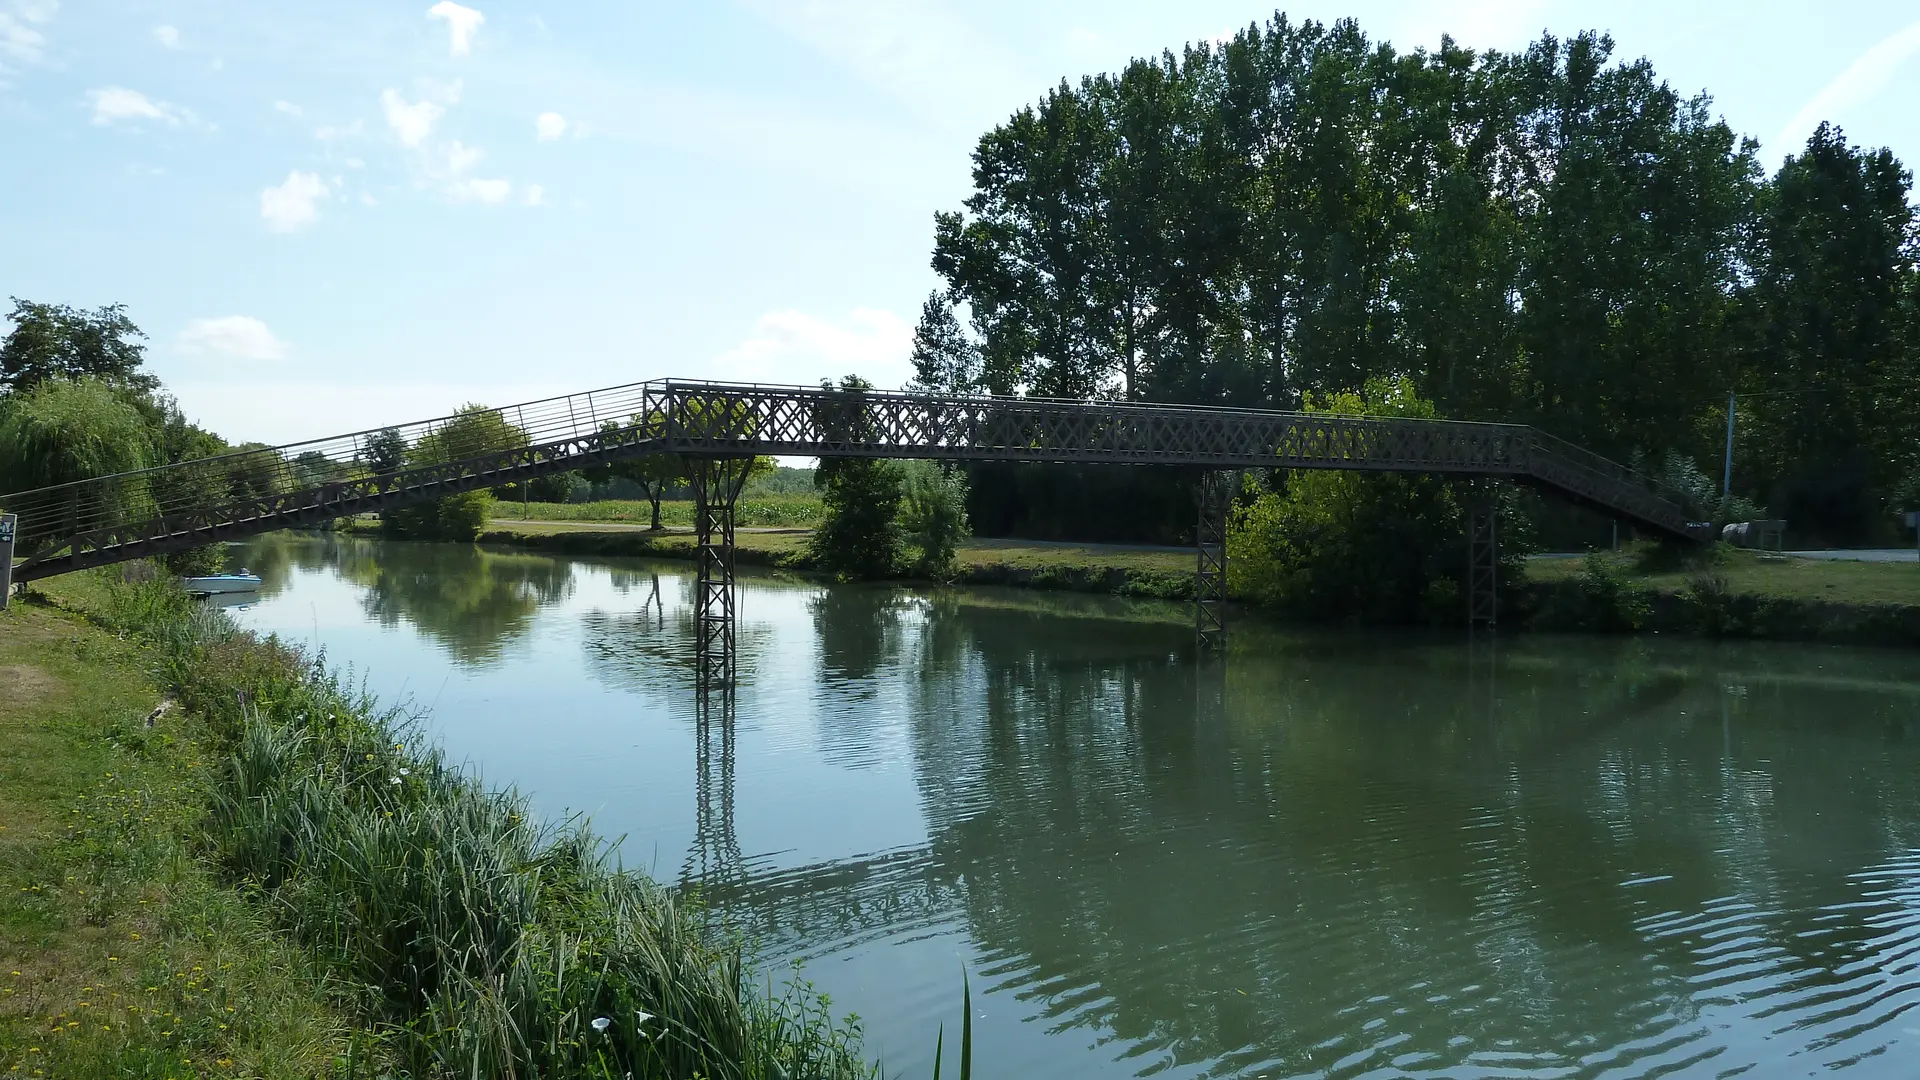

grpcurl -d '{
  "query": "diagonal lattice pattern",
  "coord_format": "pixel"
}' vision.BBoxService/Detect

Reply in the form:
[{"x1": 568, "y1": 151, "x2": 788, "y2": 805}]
[{"x1": 0, "y1": 379, "x2": 1705, "y2": 582}]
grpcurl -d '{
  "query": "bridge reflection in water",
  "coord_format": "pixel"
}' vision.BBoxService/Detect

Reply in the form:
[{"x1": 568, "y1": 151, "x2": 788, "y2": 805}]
[{"x1": 228, "y1": 535, "x2": 1920, "y2": 1079}]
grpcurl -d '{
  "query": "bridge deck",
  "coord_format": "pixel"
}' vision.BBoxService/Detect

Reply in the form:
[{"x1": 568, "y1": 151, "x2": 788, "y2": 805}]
[{"x1": 0, "y1": 379, "x2": 1704, "y2": 582}]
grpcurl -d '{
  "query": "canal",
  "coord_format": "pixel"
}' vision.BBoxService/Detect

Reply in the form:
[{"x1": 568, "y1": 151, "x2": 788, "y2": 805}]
[{"x1": 229, "y1": 533, "x2": 1920, "y2": 1078}]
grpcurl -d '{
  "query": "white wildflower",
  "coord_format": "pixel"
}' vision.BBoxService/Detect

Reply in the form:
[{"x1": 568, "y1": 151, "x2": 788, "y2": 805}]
[{"x1": 591, "y1": 1016, "x2": 611, "y2": 1032}]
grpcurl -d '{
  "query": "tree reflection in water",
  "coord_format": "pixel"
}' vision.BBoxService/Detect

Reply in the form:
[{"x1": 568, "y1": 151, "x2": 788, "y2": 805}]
[{"x1": 703, "y1": 603, "x2": 1920, "y2": 1077}]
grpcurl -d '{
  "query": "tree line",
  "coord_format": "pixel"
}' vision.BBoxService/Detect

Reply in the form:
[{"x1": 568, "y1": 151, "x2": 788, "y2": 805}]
[{"x1": 913, "y1": 17, "x2": 1920, "y2": 544}]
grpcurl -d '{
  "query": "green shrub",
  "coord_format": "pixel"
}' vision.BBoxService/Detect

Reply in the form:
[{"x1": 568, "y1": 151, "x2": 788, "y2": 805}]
[
  {"x1": 900, "y1": 461, "x2": 970, "y2": 579},
  {"x1": 162, "y1": 543, "x2": 227, "y2": 577},
  {"x1": 1226, "y1": 377, "x2": 1526, "y2": 624},
  {"x1": 1682, "y1": 569, "x2": 1741, "y2": 636},
  {"x1": 810, "y1": 458, "x2": 905, "y2": 579},
  {"x1": 1538, "y1": 553, "x2": 1652, "y2": 633},
  {"x1": 382, "y1": 489, "x2": 493, "y2": 542}
]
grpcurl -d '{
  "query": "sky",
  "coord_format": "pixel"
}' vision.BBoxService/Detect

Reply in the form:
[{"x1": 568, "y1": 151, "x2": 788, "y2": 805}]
[{"x1": 2, "y1": 1, "x2": 1918, "y2": 445}]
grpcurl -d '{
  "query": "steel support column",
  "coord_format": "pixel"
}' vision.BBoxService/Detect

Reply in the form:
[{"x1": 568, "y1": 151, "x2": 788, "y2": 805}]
[
  {"x1": 689, "y1": 457, "x2": 753, "y2": 689},
  {"x1": 1196, "y1": 471, "x2": 1233, "y2": 651},
  {"x1": 1468, "y1": 497, "x2": 1499, "y2": 630}
]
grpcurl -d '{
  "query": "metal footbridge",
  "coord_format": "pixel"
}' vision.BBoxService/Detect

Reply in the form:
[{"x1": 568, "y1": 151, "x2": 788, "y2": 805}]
[{"x1": 0, "y1": 379, "x2": 1705, "y2": 657}]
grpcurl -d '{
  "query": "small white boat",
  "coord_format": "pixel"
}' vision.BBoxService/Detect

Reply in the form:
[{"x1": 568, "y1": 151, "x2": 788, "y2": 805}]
[{"x1": 183, "y1": 568, "x2": 263, "y2": 596}]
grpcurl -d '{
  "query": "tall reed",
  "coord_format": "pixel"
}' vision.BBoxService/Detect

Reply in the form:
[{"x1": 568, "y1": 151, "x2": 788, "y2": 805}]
[{"x1": 96, "y1": 571, "x2": 874, "y2": 1079}]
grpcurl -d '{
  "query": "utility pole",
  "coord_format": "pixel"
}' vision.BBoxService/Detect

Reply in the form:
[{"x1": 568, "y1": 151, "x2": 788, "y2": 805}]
[
  {"x1": 0, "y1": 513, "x2": 15, "y2": 611},
  {"x1": 1722, "y1": 391, "x2": 1737, "y2": 498}
]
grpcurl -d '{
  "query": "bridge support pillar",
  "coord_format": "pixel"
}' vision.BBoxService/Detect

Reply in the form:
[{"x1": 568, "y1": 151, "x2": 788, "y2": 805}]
[
  {"x1": 1196, "y1": 471, "x2": 1234, "y2": 651},
  {"x1": 1468, "y1": 497, "x2": 1499, "y2": 630},
  {"x1": 689, "y1": 457, "x2": 753, "y2": 689}
]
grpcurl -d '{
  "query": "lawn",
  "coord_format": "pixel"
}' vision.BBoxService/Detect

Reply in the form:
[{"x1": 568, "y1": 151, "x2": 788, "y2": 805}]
[
  {"x1": 1524, "y1": 547, "x2": 1920, "y2": 607},
  {"x1": 0, "y1": 589, "x2": 356, "y2": 1078},
  {"x1": 498, "y1": 495, "x2": 822, "y2": 529}
]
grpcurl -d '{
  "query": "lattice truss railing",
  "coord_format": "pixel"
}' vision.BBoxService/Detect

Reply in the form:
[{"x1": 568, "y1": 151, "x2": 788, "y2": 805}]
[{"x1": 0, "y1": 379, "x2": 1704, "y2": 581}]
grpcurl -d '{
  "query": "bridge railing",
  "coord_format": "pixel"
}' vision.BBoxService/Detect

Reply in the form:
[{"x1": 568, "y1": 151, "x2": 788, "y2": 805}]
[
  {"x1": 1523, "y1": 429, "x2": 1706, "y2": 537},
  {"x1": 1, "y1": 379, "x2": 1710, "y2": 568},
  {"x1": 0, "y1": 380, "x2": 663, "y2": 558}
]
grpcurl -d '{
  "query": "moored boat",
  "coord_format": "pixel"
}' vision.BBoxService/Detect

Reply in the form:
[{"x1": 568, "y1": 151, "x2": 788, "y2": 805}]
[{"x1": 182, "y1": 569, "x2": 262, "y2": 595}]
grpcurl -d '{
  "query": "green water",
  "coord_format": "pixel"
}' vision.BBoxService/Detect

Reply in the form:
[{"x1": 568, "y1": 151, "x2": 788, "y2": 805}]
[{"x1": 229, "y1": 533, "x2": 1920, "y2": 1077}]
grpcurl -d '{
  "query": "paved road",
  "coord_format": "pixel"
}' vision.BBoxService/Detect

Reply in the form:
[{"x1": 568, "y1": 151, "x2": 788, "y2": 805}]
[
  {"x1": 490, "y1": 519, "x2": 807, "y2": 534},
  {"x1": 1785, "y1": 549, "x2": 1920, "y2": 563}
]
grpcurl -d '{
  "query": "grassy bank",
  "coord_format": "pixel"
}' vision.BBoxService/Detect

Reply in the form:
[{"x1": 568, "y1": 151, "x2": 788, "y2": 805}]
[
  {"x1": 1519, "y1": 547, "x2": 1920, "y2": 646},
  {"x1": 5, "y1": 572, "x2": 874, "y2": 1079},
  {"x1": 1523, "y1": 547, "x2": 1920, "y2": 606},
  {"x1": 500, "y1": 496, "x2": 822, "y2": 529},
  {"x1": 2, "y1": 583, "x2": 358, "y2": 1077}
]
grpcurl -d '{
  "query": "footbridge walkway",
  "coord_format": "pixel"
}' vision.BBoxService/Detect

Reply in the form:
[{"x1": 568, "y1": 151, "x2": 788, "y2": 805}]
[{"x1": 0, "y1": 379, "x2": 1705, "y2": 662}]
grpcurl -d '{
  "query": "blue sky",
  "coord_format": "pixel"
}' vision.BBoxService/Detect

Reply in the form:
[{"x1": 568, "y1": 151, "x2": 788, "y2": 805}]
[{"x1": 3, "y1": 1, "x2": 1917, "y2": 444}]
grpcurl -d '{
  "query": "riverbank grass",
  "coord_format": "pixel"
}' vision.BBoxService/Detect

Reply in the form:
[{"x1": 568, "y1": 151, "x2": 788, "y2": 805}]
[
  {"x1": 1, "y1": 591, "x2": 355, "y2": 1078},
  {"x1": 9, "y1": 571, "x2": 876, "y2": 1079},
  {"x1": 1524, "y1": 545, "x2": 1920, "y2": 606}
]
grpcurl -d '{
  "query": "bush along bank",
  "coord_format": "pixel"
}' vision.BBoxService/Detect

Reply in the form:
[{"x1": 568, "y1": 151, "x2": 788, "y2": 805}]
[{"x1": 74, "y1": 572, "x2": 875, "y2": 1080}]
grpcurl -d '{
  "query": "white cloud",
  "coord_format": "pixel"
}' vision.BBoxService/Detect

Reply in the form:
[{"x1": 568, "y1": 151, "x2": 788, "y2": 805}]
[
  {"x1": 87, "y1": 86, "x2": 196, "y2": 126},
  {"x1": 0, "y1": 0, "x2": 56, "y2": 65},
  {"x1": 177, "y1": 316, "x2": 289, "y2": 361},
  {"x1": 315, "y1": 119, "x2": 363, "y2": 142},
  {"x1": 445, "y1": 139, "x2": 482, "y2": 173},
  {"x1": 524, "y1": 184, "x2": 545, "y2": 206},
  {"x1": 260, "y1": 171, "x2": 328, "y2": 232},
  {"x1": 535, "y1": 111, "x2": 567, "y2": 141},
  {"x1": 381, "y1": 88, "x2": 443, "y2": 147},
  {"x1": 448, "y1": 177, "x2": 510, "y2": 203},
  {"x1": 152, "y1": 24, "x2": 179, "y2": 49},
  {"x1": 344, "y1": 156, "x2": 365, "y2": 169},
  {"x1": 273, "y1": 99, "x2": 302, "y2": 117},
  {"x1": 427, "y1": 1, "x2": 484, "y2": 56},
  {"x1": 1775, "y1": 21, "x2": 1920, "y2": 157},
  {"x1": 711, "y1": 308, "x2": 914, "y2": 387}
]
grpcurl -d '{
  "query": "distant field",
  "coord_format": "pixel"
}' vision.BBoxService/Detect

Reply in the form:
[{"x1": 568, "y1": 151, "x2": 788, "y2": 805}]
[
  {"x1": 482, "y1": 518, "x2": 1194, "y2": 574},
  {"x1": 502, "y1": 495, "x2": 822, "y2": 528},
  {"x1": 954, "y1": 538, "x2": 1192, "y2": 575},
  {"x1": 1525, "y1": 547, "x2": 1920, "y2": 607}
]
